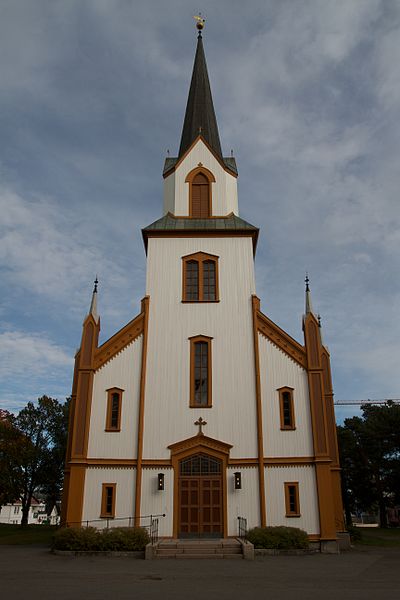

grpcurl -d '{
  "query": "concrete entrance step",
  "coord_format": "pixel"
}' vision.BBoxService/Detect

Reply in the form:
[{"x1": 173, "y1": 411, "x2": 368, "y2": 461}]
[{"x1": 155, "y1": 538, "x2": 243, "y2": 559}]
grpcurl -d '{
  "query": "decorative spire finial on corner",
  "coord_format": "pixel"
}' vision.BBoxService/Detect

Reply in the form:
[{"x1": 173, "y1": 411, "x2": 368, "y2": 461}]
[
  {"x1": 194, "y1": 13, "x2": 205, "y2": 36},
  {"x1": 89, "y1": 275, "x2": 99, "y2": 323},
  {"x1": 305, "y1": 272, "x2": 310, "y2": 292},
  {"x1": 318, "y1": 314, "x2": 321, "y2": 327},
  {"x1": 305, "y1": 272, "x2": 314, "y2": 315}
]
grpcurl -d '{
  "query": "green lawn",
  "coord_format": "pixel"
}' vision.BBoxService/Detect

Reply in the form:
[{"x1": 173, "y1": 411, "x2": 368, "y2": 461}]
[
  {"x1": 356, "y1": 527, "x2": 400, "y2": 547},
  {"x1": 0, "y1": 524, "x2": 58, "y2": 545}
]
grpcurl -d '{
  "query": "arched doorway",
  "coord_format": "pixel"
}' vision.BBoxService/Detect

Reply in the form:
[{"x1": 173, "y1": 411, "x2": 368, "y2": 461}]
[{"x1": 178, "y1": 453, "x2": 223, "y2": 538}]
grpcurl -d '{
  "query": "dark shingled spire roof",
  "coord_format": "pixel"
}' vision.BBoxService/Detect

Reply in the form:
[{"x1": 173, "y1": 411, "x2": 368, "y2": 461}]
[{"x1": 178, "y1": 32, "x2": 222, "y2": 159}]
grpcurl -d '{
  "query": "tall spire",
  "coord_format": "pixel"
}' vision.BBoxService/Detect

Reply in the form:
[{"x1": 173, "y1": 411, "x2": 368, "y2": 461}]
[
  {"x1": 305, "y1": 273, "x2": 314, "y2": 315},
  {"x1": 89, "y1": 276, "x2": 99, "y2": 323},
  {"x1": 178, "y1": 21, "x2": 222, "y2": 159}
]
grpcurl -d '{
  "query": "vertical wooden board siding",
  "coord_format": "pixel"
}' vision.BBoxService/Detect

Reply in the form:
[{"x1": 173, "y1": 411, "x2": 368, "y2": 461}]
[
  {"x1": 140, "y1": 468, "x2": 173, "y2": 537},
  {"x1": 310, "y1": 373, "x2": 328, "y2": 455},
  {"x1": 173, "y1": 140, "x2": 238, "y2": 216},
  {"x1": 258, "y1": 336, "x2": 314, "y2": 457},
  {"x1": 226, "y1": 467, "x2": 260, "y2": 535},
  {"x1": 82, "y1": 467, "x2": 136, "y2": 527},
  {"x1": 144, "y1": 237, "x2": 257, "y2": 459},
  {"x1": 87, "y1": 337, "x2": 142, "y2": 459},
  {"x1": 265, "y1": 465, "x2": 320, "y2": 534},
  {"x1": 163, "y1": 172, "x2": 175, "y2": 215},
  {"x1": 74, "y1": 373, "x2": 90, "y2": 456}
]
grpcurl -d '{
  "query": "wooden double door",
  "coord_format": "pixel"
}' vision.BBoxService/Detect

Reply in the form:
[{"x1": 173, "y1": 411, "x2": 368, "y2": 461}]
[{"x1": 178, "y1": 454, "x2": 223, "y2": 538}]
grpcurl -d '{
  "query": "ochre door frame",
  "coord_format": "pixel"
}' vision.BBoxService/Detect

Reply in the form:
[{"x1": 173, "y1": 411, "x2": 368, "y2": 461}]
[{"x1": 168, "y1": 434, "x2": 232, "y2": 539}]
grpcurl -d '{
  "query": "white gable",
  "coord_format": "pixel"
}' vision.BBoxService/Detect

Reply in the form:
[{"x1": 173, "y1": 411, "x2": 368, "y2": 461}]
[{"x1": 163, "y1": 138, "x2": 238, "y2": 217}]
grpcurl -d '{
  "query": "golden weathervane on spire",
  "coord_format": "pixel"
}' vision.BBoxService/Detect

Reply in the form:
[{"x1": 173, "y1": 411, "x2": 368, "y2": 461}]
[{"x1": 194, "y1": 14, "x2": 205, "y2": 31}]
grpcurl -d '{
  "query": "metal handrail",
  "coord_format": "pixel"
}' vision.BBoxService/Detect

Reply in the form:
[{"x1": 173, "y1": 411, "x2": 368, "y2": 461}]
[
  {"x1": 64, "y1": 513, "x2": 166, "y2": 531},
  {"x1": 237, "y1": 516, "x2": 247, "y2": 541}
]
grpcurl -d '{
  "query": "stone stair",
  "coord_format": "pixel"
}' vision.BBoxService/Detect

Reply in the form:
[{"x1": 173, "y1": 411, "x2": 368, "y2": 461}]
[{"x1": 154, "y1": 538, "x2": 244, "y2": 559}]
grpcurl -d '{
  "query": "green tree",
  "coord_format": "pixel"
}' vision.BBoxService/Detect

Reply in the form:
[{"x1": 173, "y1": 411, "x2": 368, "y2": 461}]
[
  {"x1": 338, "y1": 401, "x2": 400, "y2": 527},
  {"x1": 8, "y1": 397, "x2": 69, "y2": 526},
  {"x1": 0, "y1": 410, "x2": 25, "y2": 509}
]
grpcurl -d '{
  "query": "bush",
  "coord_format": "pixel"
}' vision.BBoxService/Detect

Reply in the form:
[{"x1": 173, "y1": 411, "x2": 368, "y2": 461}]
[
  {"x1": 246, "y1": 526, "x2": 309, "y2": 549},
  {"x1": 52, "y1": 526, "x2": 150, "y2": 551}
]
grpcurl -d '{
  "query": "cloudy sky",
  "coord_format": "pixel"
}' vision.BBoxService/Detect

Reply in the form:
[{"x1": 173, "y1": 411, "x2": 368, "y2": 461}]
[{"x1": 1, "y1": 0, "x2": 399, "y2": 422}]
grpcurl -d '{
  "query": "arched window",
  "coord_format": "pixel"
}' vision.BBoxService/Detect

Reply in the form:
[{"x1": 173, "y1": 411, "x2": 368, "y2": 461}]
[
  {"x1": 105, "y1": 387, "x2": 123, "y2": 431},
  {"x1": 190, "y1": 336, "x2": 212, "y2": 408},
  {"x1": 185, "y1": 167, "x2": 215, "y2": 218},
  {"x1": 278, "y1": 387, "x2": 295, "y2": 430},
  {"x1": 182, "y1": 252, "x2": 219, "y2": 302},
  {"x1": 191, "y1": 172, "x2": 210, "y2": 217}
]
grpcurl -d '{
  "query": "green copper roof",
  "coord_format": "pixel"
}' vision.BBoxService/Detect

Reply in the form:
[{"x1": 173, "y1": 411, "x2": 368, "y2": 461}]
[
  {"x1": 143, "y1": 212, "x2": 258, "y2": 232},
  {"x1": 142, "y1": 213, "x2": 259, "y2": 254},
  {"x1": 163, "y1": 156, "x2": 238, "y2": 177}
]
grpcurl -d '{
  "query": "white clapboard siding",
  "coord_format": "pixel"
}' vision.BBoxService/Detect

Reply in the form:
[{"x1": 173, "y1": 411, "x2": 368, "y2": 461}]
[
  {"x1": 82, "y1": 467, "x2": 136, "y2": 528},
  {"x1": 163, "y1": 139, "x2": 238, "y2": 217},
  {"x1": 140, "y1": 468, "x2": 174, "y2": 537},
  {"x1": 227, "y1": 467, "x2": 260, "y2": 535},
  {"x1": 144, "y1": 236, "x2": 257, "y2": 458},
  {"x1": 265, "y1": 465, "x2": 320, "y2": 534},
  {"x1": 259, "y1": 334, "x2": 314, "y2": 457},
  {"x1": 87, "y1": 336, "x2": 142, "y2": 459}
]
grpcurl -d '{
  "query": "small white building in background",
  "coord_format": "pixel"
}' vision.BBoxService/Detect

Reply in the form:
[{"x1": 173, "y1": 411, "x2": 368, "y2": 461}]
[
  {"x1": 0, "y1": 499, "x2": 58, "y2": 525},
  {"x1": 62, "y1": 26, "x2": 345, "y2": 552}
]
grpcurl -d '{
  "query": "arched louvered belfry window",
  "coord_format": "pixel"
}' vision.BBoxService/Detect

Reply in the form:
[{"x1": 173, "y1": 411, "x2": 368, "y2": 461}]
[
  {"x1": 191, "y1": 172, "x2": 210, "y2": 217},
  {"x1": 185, "y1": 167, "x2": 215, "y2": 218}
]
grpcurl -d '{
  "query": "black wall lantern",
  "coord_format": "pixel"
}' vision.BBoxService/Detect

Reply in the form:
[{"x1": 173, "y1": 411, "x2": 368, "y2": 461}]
[
  {"x1": 234, "y1": 472, "x2": 242, "y2": 490},
  {"x1": 157, "y1": 473, "x2": 165, "y2": 491}
]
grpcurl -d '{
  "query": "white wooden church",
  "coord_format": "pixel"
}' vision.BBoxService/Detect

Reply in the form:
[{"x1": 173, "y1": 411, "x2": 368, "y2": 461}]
[{"x1": 62, "y1": 25, "x2": 344, "y2": 552}]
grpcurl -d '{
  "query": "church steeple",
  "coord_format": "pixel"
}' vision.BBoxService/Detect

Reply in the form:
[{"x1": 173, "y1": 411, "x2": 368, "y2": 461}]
[{"x1": 178, "y1": 27, "x2": 222, "y2": 159}]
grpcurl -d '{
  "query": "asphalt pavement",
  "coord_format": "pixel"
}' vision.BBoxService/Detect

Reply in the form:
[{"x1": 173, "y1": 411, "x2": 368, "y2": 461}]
[{"x1": 1, "y1": 544, "x2": 399, "y2": 600}]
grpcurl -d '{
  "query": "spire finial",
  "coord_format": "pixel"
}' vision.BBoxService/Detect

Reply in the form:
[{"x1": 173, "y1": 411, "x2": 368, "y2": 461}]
[
  {"x1": 89, "y1": 276, "x2": 99, "y2": 323},
  {"x1": 305, "y1": 272, "x2": 314, "y2": 315},
  {"x1": 194, "y1": 14, "x2": 205, "y2": 36},
  {"x1": 318, "y1": 314, "x2": 321, "y2": 327}
]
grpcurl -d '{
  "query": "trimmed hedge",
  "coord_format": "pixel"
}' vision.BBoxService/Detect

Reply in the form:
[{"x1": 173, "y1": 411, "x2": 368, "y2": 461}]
[
  {"x1": 246, "y1": 526, "x2": 309, "y2": 549},
  {"x1": 52, "y1": 526, "x2": 150, "y2": 551}
]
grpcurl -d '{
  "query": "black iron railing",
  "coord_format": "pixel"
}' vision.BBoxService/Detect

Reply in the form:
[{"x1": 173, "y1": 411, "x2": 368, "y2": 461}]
[
  {"x1": 64, "y1": 513, "x2": 166, "y2": 539},
  {"x1": 149, "y1": 516, "x2": 160, "y2": 544},
  {"x1": 237, "y1": 516, "x2": 247, "y2": 541}
]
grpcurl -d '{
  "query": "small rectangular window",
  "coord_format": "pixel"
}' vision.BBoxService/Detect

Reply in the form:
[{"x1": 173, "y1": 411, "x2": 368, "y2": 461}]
[
  {"x1": 101, "y1": 483, "x2": 116, "y2": 518},
  {"x1": 284, "y1": 482, "x2": 300, "y2": 517},
  {"x1": 105, "y1": 388, "x2": 123, "y2": 431},
  {"x1": 278, "y1": 387, "x2": 295, "y2": 430}
]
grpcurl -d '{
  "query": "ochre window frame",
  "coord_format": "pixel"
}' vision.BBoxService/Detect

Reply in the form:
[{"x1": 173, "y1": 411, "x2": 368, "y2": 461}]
[
  {"x1": 105, "y1": 387, "x2": 124, "y2": 432},
  {"x1": 101, "y1": 483, "x2": 116, "y2": 518},
  {"x1": 284, "y1": 482, "x2": 300, "y2": 517},
  {"x1": 278, "y1": 386, "x2": 296, "y2": 430},
  {"x1": 182, "y1": 252, "x2": 219, "y2": 303},
  {"x1": 189, "y1": 335, "x2": 213, "y2": 408},
  {"x1": 185, "y1": 166, "x2": 216, "y2": 218}
]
